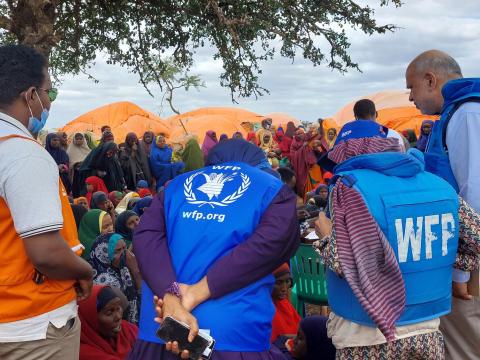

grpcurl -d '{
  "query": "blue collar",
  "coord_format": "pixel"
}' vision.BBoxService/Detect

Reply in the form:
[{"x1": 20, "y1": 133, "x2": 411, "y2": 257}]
[
  {"x1": 442, "y1": 78, "x2": 480, "y2": 112},
  {"x1": 334, "y1": 149, "x2": 424, "y2": 178}
]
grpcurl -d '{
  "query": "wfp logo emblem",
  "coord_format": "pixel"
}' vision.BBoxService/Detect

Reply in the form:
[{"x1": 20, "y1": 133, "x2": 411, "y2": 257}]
[{"x1": 184, "y1": 169, "x2": 251, "y2": 208}]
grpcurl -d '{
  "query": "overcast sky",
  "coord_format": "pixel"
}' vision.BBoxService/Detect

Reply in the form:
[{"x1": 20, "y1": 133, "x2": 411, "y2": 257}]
[{"x1": 48, "y1": 0, "x2": 480, "y2": 129}]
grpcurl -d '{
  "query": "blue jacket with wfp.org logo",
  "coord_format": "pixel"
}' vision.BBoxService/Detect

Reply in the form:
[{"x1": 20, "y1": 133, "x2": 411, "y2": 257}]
[
  {"x1": 138, "y1": 162, "x2": 283, "y2": 351},
  {"x1": 425, "y1": 78, "x2": 480, "y2": 192},
  {"x1": 327, "y1": 150, "x2": 459, "y2": 326}
]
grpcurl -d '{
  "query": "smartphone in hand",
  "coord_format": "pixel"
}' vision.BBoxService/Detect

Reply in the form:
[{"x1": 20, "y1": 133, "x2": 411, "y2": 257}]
[{"x1": 156, "y1": 316, "x2": 215, "y2": 360}]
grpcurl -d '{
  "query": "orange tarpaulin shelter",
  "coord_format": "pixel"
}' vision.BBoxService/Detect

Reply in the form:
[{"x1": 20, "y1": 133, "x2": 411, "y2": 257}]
[
  {"x1": 59, "y1": 101, "x2": 171, "y2": 142},
  {"x1": 165, "y1": 107, "x2": 264, "y2": 143},
  {"x1": 331, "y1": 90, "x2": 438, "y2": 134},
  {"x1": 378, "y1": 107, "x2": 436, "y2": 135},
  {"x1": 320, "y1": 118, "x2": 340, "y2": 132}
]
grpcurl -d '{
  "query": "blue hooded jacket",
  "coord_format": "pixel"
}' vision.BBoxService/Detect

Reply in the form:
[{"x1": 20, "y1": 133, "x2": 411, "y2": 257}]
[
  {"x1": 425, "y1": 78, "x2": 480, "y2": 191},
  {"x1": 329, "y1": 149, "x2": 459, "y2": 326}
]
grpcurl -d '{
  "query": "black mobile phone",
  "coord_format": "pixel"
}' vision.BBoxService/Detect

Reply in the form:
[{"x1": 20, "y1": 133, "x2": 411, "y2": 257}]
[{"x1": 156, "y1": 316, "x2": 215, "y2": 360}]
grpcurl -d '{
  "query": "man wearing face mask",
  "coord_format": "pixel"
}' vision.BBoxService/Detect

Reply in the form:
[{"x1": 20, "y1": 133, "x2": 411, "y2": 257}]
[{"x1": 0, "y1": 45, "x2": 93, "y2": 359}]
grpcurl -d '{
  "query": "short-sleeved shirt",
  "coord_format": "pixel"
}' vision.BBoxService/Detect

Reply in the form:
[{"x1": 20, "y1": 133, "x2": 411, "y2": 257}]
[
  {"x1": 0, "y1": 113, "x2": 64, "y2": 236},
  {"x1": 0, "y1": 112, "x2": 76, "y2": 342}
]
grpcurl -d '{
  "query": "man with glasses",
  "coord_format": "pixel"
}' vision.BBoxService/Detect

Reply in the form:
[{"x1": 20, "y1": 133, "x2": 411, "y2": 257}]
[
  {"x1": 0, "y1": 44, "x2": 92, "y2": 359},
  {"x1": 39, "y1": 87, "x2": 59, "y2": 102}
]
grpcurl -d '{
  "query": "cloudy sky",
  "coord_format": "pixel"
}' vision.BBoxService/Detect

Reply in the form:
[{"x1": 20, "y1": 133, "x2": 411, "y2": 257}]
[{"x1": 48, "y1": 0, "x2": 480, "y2": 129}]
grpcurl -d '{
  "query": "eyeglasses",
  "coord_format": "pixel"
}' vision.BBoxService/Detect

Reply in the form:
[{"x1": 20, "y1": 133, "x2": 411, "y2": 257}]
[
  {"x1": 38, "y1": 87, "x2": 58, "y2": 102},
  {"x1": 275, "y1": 277, "x2": 293, "y2": 288}
]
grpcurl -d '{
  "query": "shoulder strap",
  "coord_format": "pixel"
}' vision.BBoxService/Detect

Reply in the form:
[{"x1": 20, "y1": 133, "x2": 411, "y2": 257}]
[
  {"x1": 0, "y1": 134, "x2": 37, "y2": 143},
  {"x1": 442, "y1": 97, "x2": 480, "y2": 151}
]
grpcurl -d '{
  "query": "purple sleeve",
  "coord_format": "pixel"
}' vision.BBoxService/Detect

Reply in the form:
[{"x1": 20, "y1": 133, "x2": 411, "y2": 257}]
[
  {"x1": 207, "y1": 185, "x2": 300, "y2": 299},
  {"x1": 132, "y1": 191, "x2": 176, "y2": 297}
]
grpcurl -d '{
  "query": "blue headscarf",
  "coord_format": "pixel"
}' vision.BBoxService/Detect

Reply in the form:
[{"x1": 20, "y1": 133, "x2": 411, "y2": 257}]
[
  {"x1": 90, "y1": 191, "x2": 107, "y2": 209},
  {"x1": 416, "y1": 120, "x2": 434, "y2": 152},
  {"x1": 150, "y1": 138, "x2": 173, "y2": 169},
  {"x1": 88, "y1": 233, "x2": 139, "y2": 324},
  {"x1": 132, "y1": 196, "x2": 153, "y2": 216},
  {"x1": 137, "y1": 179, "x2": 149, "y2": 189},
  {"x1": 114, "y1": 210, "x2": 138, "y2": 245},
  {"x1": 108, "y1": 233, "x2": 124, "y2": 261},
  {"x1": 206, "y1": 139, "x2": 269, "y2": 167},
  {"x1": 149, "y1": 137, "x2": 185, "y2": 189},
  {"x1": 45, "y1": 133, "x2": 69, "y2": 165},
  {"x1": 314, "y1": 184, "x2": 328, "y2": 195}
]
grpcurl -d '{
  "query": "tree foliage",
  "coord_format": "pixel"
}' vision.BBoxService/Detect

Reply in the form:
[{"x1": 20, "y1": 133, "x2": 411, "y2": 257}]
[{"x1": 0, "y1": 0, "x2": 401, "y2": 103}]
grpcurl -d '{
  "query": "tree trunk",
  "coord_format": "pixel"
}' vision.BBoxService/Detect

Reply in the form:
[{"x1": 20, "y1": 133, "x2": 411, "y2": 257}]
[{"x1": 9, "y1": 0, "x2": 58, "y2": 60}]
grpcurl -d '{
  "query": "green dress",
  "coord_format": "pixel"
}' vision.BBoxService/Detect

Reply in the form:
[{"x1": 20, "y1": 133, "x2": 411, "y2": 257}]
[{"x1": 181, "y1": 139, "x2": 205, "y2": 173}]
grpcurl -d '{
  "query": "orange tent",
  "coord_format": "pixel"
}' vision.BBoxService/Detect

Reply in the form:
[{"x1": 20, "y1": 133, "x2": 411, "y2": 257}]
[
  {"x1": 59, "y1": 101, "x2": 171, "y2": 142},
  {"x1": 165, "y1": 107, "x2": 263, "y2": 143},
  {"x1": 331, "y1": 90, "x2": 437, "y2": 134},
  {"x1": 378, "y1": 107, "x2": 436, "y2": 135},
  {"x1": 320, "y1": 118, "x2": 341, "y2": 132}
]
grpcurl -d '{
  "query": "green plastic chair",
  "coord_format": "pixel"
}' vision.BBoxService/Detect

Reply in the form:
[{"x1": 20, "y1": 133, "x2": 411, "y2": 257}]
[{"x1": 290, "y1": 243, "x2": 328, "y2": 317}]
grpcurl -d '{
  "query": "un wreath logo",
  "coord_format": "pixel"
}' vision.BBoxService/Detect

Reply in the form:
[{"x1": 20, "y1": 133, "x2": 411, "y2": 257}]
[{"x1": 184, "y1": 171, "x2": 251, "y2": 208}]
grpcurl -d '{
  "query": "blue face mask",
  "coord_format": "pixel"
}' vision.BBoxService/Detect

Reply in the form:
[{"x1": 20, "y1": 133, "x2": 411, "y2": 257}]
[{"x1": 27, "y1": 91, "x2": 49, "y2": 135}]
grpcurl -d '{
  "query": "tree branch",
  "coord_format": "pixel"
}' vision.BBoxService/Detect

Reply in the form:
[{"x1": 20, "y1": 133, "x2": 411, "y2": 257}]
[
  {"x1": 206, "y1": 0, "x2": 248, "y2": 45},
  {"x1": 166, "y1": 87, "x2": 180, "y2": 114}
]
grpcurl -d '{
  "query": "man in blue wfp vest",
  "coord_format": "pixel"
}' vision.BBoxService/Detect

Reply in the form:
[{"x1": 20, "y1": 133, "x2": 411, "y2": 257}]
[
  {"x1": 315, "y1": 120, "x2": 460, "y2": 359},
  {"x1": 406, "y1": 50, "x2": 480, "y2": 360}
]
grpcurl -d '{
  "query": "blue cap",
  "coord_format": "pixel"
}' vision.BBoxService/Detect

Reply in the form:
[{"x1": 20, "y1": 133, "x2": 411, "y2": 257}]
[
  {"x1": 318, "y1": 120, "x2": 388, "y2": 172},
  {"x1": 335, "y1": 120, "x2": 387, "y2": 146},
  {"x1": 137, "y1": 180, "x2": 149, "y2": 189}
]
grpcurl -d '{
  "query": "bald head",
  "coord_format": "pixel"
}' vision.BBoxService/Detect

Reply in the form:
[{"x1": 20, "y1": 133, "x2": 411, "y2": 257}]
[
  {"x1": 406, "y1": 50, "x2": 462, "y2": 115},
  {"x1": 408, "y1": 50, "x2": 463, "y2": 80}
]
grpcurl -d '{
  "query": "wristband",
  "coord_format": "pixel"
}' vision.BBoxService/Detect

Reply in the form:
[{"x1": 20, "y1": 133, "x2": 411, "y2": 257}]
[{"x1": 165, "y1": 282, "x2": 181, "y2": 298}]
